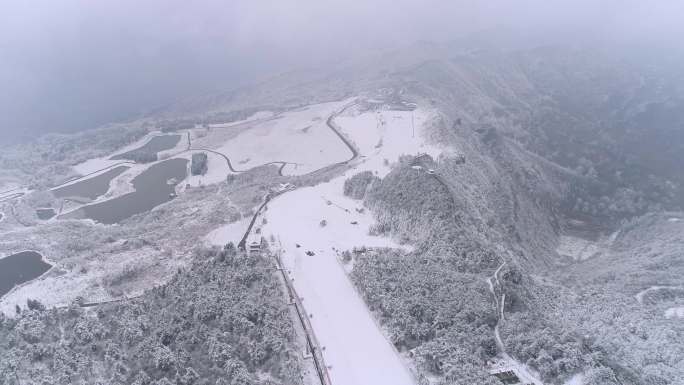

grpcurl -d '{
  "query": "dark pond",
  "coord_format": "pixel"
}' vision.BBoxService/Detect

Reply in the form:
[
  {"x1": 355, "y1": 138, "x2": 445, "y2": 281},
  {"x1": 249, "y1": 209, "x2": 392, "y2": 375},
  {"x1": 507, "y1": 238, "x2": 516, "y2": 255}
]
[
  {"x1": 36, "y1": 208, "x2": 56, "y2": 220},
  {"x1": 0, "y1": 251, "x2": 52, "y2": 298},
  {"x1": 60, "y1": 158, "x2": 188, "y2": 224},
  {"x1": 110, "y1": 135, "x2": 181, "y2": 161},
  {"x1": 53, "y1": 166, "x2": 129, "y2": 200}
]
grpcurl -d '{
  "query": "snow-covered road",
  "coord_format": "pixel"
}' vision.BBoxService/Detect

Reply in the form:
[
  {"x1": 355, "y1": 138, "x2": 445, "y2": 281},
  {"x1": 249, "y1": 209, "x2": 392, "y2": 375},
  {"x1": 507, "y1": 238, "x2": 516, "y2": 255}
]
[
  {"x1": 207, "y1": 99, "x2": 445, "y2": 385},
  {"x1": 254, "y1": 103, "x2": 443, "y2": 385},
  {"x1": 487, "y1": 261, "x2": 545, "y2": 385},
  {"x1": 262, "y1": 178, "x2": 415, "y2": 385}
]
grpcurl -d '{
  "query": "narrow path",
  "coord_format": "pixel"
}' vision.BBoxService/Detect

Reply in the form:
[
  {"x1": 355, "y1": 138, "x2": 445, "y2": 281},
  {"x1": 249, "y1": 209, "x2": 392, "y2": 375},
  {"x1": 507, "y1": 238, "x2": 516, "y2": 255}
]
[
  {"x1": 0, "y1": 193, "x2": 24, "y2": 203},
  {"x1": 635, "y1": 285, "x2": 684, "y2": 304},
  {"x1": 191, "y1": 147, "x2": 292, "y2": 176},
  {"x1": 487, "y1": 261, "x2": 544, "y2": 385},
  {"x1": 273, "y1": 247, "x2": 333, "y2": 385},
  {"x1": 50, "y1": 161, "x2": 135, "y2": 190},
  {"x1": 325, "y1": 103, "x2": 359, "y2": 162}
]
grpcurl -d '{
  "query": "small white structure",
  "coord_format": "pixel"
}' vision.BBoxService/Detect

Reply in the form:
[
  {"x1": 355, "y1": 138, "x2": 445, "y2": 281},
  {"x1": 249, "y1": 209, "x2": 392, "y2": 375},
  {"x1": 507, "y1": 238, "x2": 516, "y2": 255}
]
[{"x1": 488, "y1": 361, "x2": 523, "y2": 384}]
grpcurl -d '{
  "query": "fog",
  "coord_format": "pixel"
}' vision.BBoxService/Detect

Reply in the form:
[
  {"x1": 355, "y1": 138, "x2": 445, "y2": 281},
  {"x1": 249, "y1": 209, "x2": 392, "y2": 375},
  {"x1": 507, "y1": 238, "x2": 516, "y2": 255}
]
[{"x1": 1, "y1": 0, "x2": 683, "y2": 143}]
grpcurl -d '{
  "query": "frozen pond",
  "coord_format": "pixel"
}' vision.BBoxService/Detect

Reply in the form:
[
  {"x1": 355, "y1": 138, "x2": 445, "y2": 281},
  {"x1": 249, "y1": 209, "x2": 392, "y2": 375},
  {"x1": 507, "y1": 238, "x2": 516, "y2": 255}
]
[
  {"x1": 53, "y1": 165, "x2": 129, "y2": 200},
  {"x1": 110, "y1": 134, "x2": 181, "y2": 161},
  {"x1": 61, "y1": 158, "x2": 188, "y2": 224},
  {"x1": 0, "y1": 251, "x2": 52, "y2": 298},
  {"x1": 36, "y1": 208, "x2": 56, "y2": 220}
]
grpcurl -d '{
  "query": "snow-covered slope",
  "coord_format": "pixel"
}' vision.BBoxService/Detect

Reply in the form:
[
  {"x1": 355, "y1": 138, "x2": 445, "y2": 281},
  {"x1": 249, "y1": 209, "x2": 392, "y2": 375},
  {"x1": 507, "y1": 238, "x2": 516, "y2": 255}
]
[
  {"x1": 261, "y1": 177, "x2": 415, "y2": 385},
  {"x1": 213, "y1": 101, "x2": 354, "y2": 175}
]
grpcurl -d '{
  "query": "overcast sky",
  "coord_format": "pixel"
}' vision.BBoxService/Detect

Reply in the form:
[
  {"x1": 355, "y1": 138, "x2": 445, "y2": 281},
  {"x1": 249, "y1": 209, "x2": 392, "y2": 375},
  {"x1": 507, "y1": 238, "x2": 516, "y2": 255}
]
[{"x1": 1, "y1": 0, "x2": 683, "y2": 142}]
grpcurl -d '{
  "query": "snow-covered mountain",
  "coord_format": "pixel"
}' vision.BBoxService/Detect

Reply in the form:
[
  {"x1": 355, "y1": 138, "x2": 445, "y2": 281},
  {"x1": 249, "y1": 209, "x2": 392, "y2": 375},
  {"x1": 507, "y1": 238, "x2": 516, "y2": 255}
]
[{"x1": 1, "y1": 43, "x2": 683, "y2": 385}]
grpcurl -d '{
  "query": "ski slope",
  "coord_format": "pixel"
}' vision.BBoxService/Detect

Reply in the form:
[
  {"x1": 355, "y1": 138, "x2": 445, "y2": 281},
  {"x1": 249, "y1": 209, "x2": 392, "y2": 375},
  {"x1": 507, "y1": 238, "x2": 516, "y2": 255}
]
[
  {"x1": 261, "y1": 177, "x2": 415, "y2": 385},
  {"x1": 254, "y1": 101, "x2": 446, "y2": 385},
  {"x1": 201, "y1": 98, "x2": 447, "y2": 385}
]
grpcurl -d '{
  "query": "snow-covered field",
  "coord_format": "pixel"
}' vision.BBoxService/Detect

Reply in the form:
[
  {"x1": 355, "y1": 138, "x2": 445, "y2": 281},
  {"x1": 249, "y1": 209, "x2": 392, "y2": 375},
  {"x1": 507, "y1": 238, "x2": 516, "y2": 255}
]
[
  {"x1": 246, "y1": 101, "x2": 446, "y2": 385},
  {"x1": 564, "y1": 373, "x2": 584, "y2": 385},
  {"x1": 334, "y1": 105, "x2": 439, "y2": 177},
  {"x1": 74, "y1": 131, "x2": 189, "y2": 175},
  {"x1": 665, "y1": 307, "x2": 684, "y2": 319},
  {"x1": 212, "y1": 101, "x2": 354, "y2": 175},
  {"x1": 207, "y1": 110, "x2": 274, "y2": 129},
  {"x1": 556, "y1": 235, "x2": 601, "y2": 261},
  {"x1": 176, "y1": 150, "x2": 232, "y2": 189},
  {"x1": 635, "y1": 285, "x2": 683, "y2": 304},
  {"x1": 5, "y1": 96, "x2": 444, "y2": 382},
  {"x1": 205, "y1": 216, "x2": 250, "y2": 246},
  {"x1": 260, "y1": 178, "x2": 415, "y2": 385}
]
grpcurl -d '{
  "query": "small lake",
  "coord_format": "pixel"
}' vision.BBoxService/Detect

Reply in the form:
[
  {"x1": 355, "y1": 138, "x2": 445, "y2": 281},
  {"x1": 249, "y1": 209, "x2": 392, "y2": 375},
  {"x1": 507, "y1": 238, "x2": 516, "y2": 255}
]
[
  {"x1": 0, "y1": 251, "x2": 52, "y2": 298},
  {"x1": 36, "y1": 208, "x2": 56, "y2": 220},
  {"x1": 110, "y1": 135, "x2": 181, "y2": 161},
  {"x1": 53, "y1": 166, "x2": 129, "y2": 200},
  {"x1": 60, "y1": 158, "x2": 188, "y2": 224}
]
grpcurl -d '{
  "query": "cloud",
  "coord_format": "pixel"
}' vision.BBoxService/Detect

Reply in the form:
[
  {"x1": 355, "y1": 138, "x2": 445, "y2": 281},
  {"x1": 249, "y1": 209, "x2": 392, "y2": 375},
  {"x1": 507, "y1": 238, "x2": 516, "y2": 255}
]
[{"x1": 0, "y1": 0, "x2": 682, "y2": 141}]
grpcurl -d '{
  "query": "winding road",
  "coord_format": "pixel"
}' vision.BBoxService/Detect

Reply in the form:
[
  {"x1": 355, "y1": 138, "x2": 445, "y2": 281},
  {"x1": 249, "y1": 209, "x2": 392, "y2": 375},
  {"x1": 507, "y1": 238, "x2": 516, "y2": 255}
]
[{"x1": 487, "y1": 261, "x2": 544, "y2": 385}]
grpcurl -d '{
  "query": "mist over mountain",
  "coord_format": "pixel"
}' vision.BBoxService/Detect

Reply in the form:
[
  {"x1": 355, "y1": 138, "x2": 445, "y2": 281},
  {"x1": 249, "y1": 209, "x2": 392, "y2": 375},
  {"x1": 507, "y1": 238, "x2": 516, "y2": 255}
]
[
  {"x1": 1, "y1": 2, "x2": 684, "y2": 385},
  {"x1": 2, "y1": 0, "x2": 684, "y2": 144}
]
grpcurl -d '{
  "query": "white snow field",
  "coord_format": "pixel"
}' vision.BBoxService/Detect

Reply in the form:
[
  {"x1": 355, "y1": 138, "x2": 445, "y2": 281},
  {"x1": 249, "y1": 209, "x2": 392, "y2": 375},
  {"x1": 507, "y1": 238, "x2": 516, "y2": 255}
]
[
  {"x1": 74, "y1": 131, "x2": 189, "y2": 175},
  {"x1": 665, "y1": 307, "x2": 684, "y2": 319},
  {"x1": 214, "y1": 101, "x2": 354, "y2": 175},
  {"x1": 207, "y1": 110, "x2": 274, "y2": 129},
  {"x1": 334, "y1": 106, "x2": 438, "y2": 177},
  {"x1": 556, "y1": 235, "x2": 601, "y2": 261},
  {"x1": 249, "y1": 101, "x2": 449, "y2": 385},
  {"x1": 261, "y1": 177, "x2": 415, "y2": 385},
  {"x1": 205, "y1": 216, "x2": 250, "y2": 246},
  {"x1": 177, "y1": 150, "x2": 232, "y2": 189},
  {"x1": 635, "y1": 285, "x2": 684, "y2": 304},
  {"x1": 564, "y1": 373, "x2": 584, "y2": 385}
]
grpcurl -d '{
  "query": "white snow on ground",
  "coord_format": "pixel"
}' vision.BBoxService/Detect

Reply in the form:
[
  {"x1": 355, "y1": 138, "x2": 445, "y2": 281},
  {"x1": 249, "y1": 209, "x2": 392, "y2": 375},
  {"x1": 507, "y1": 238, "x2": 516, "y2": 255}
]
[
  {"x1": 635, "y1": 286, "x2": 684, "y2": 304},
  {"x1": 556, "y1": 235, "x2": 601, "y2": 261},
  {"x1": 564, "y1": 373, "x2": 584, "y2": 385},
  {"x1": 333, "y1": 107, "x2": 439, "y2": 177},
  {"x1": 207, "y1": 111, "x2": 274, "y2": 128},
  {"x1": 489, "y1": 358, "x2": 544, "y2": 385},
  {"x1": 0, "y1": 182, "x2": 22, "y2": 194},
  {"x1": 1, "y1": 268, "x2": 89, "y2": 314},
  {"x1": 246, "y1": 102, "x2": 448, "y2": 385},
  {"x1": 214, "y1": 101, "x2": 354, "y2": 175},
  {"x1": 205, "y1": 217, "x2": 250, "y2": 246},
  {"x1": 176, "y1": 151, "x2": 232, "y2": 189},
  {"x1": 73, "y1": 131, "x2": 189, "y2": 175},
  {"x1": 664, "y1": 307, "x2": 684, "y2": 319},
  {"x1": 260, "y1": 178, "x2": 415, "y2": 385},
  {"x1": 50, "y1": 164, "x2": 131, "y2": 191}
]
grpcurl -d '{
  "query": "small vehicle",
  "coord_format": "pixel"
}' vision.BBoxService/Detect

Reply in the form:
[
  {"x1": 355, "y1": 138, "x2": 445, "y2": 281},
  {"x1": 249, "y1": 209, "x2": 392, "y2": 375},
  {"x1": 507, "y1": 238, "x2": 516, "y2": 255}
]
[{"x1": 427, "y1": 169, "x2": 436, "y2": 175}]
